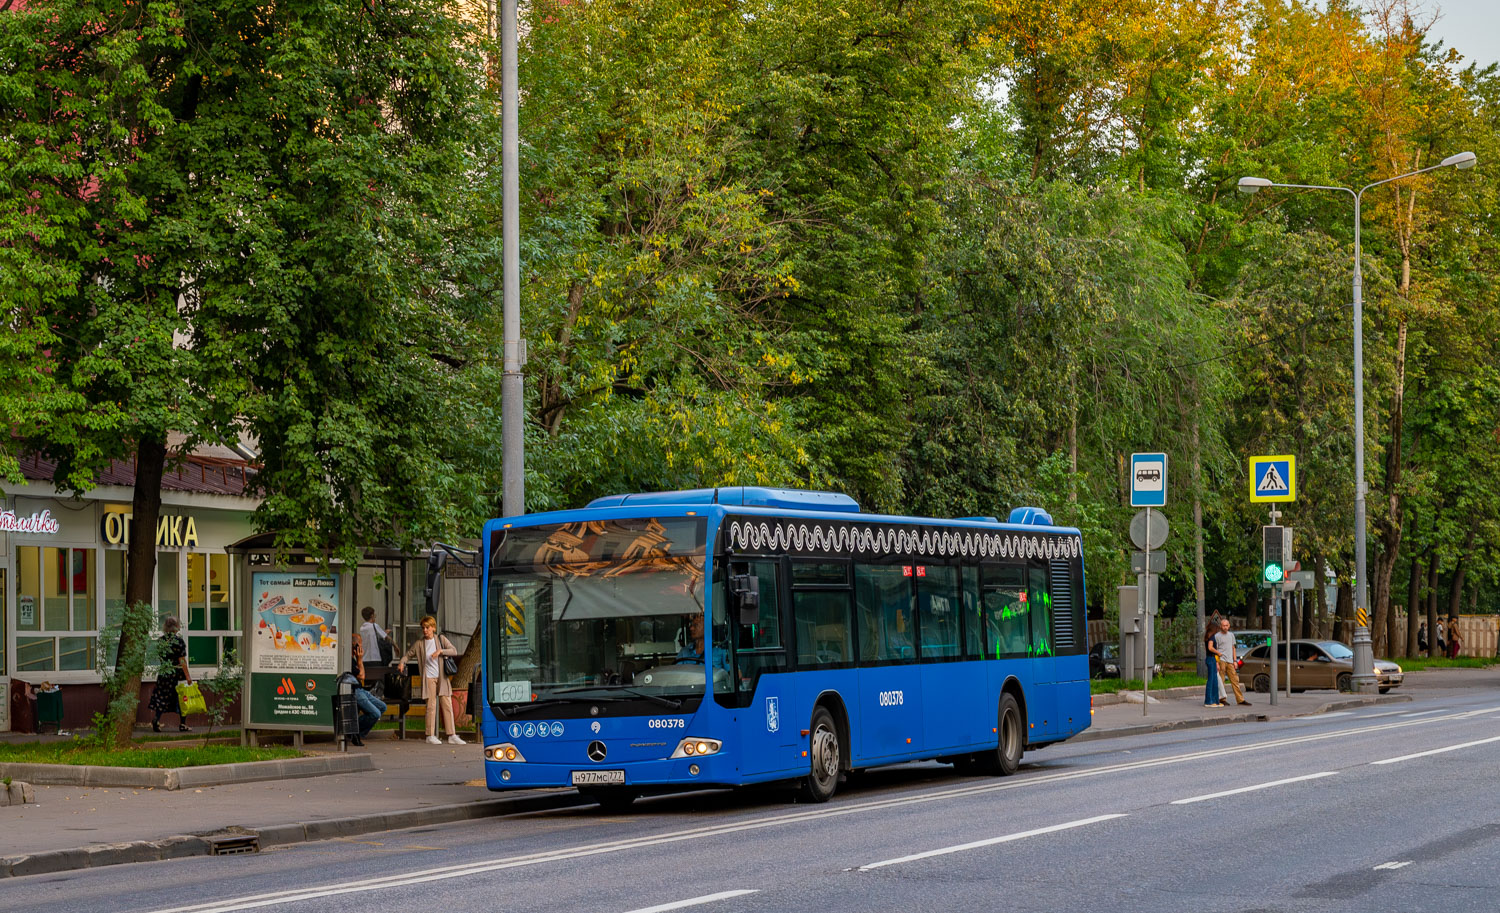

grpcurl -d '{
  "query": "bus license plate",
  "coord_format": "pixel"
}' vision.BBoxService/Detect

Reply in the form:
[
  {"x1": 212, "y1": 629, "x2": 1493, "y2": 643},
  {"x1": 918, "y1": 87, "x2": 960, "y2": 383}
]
[{"x1": 571, "y1": 770, "x2": 625, "y2": 786}]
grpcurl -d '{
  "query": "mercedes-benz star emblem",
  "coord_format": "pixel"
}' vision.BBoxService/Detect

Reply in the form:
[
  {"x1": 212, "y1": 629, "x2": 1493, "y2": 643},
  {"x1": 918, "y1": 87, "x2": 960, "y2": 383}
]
[{"x1": 587, "y1": 741, "x2": 608, "y2": 762}]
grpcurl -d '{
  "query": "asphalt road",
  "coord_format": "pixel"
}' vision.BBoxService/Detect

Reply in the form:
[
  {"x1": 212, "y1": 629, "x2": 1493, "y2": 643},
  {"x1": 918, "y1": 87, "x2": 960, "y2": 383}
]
[{"x1": 9, "y1": 686, "x2": 1499, "y2": 913}]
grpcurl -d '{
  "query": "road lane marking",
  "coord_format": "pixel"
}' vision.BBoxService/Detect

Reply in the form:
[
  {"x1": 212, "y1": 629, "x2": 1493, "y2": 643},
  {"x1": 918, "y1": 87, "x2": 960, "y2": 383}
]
[
  {"x1": 858, "y1": 814, "x2": 1127, "y2": 871},
  {"x1": 145, "y1": 707, "x2": 1497, "y2": 913},
  {"x1": 1399, "y1": 709, "x2": 1448, "y2": 718},
  {"x1": 1373, "y1": 861, "x2": 1413, "y2": 870},
  {"x1": 1370, "y1": 734, "x2": 1500, "y2": 765},
  {"x1": 1170, "y1": 772, "x2": 1338, "y2": 804},
  {"x1": 621, "y1": 890, "x2": 758, "y2": 913}
]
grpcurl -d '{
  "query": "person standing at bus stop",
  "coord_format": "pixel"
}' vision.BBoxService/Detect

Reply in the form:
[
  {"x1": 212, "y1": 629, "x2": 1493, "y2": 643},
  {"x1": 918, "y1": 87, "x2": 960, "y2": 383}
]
[
  {"x1": 1203, "y1": 619, "x2": 1225, "y2": 707},
  {"x1": 392, "y1": 615, "x2": 464, "y2": 745},
  {"x1": 1214, "y1": 617, "x2": 1251, "y2": 706}
]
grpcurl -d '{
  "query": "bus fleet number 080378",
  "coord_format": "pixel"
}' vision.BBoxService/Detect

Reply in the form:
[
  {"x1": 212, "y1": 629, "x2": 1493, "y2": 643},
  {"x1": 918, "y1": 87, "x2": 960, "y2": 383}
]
[{"x1": 878, "y1": 690, "x2": 904, "y2": 707}]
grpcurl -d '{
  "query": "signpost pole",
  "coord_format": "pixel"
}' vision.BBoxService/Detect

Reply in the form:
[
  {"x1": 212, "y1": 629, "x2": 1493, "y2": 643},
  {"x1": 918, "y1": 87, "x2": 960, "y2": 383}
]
[
  {"x1": 1285, "y1": 572, "x2": 1293, "y2": 698},
  {"x1": 1141, "y1": 506, "x2": 1151, "y2": 716},
  {"x1": 1268, "y1": 505, "x2": 1280, "y2": 706}
]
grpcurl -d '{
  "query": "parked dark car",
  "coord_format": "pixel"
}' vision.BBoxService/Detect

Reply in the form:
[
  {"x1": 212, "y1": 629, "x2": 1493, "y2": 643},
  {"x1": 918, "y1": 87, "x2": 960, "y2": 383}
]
[
  {"x1": 1239, "y1": 639, "x2": 1404, "y2": 693},
  {"x1": 1089, "y1": 642, "x2": 1120, "y2": 679}
]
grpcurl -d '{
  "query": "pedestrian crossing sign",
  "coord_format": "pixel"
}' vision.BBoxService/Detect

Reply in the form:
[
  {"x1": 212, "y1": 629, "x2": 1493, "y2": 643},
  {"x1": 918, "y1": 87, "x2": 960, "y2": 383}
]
[{"x1": 1249, "y1": 455, "x2": 1296, "y2": 503}]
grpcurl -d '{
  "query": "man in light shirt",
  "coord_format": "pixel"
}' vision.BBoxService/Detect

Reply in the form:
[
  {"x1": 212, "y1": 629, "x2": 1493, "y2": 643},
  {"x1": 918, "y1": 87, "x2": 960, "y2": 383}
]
[{"x1": 1214, "y1": 617, "x2": 1251, "y2": 706}]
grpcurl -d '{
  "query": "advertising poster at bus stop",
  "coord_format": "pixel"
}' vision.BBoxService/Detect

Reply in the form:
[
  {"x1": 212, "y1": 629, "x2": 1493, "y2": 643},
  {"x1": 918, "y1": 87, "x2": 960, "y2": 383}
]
[{"x1": 247, "y1": 571, "x2": 340, "y2": 728}]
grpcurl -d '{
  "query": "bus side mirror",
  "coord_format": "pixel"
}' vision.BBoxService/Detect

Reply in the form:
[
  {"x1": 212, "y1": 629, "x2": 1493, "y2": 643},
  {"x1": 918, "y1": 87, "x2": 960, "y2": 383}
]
[
  {"x1": 424, "y1": 550, "x2": 448, "y2": 616},
  {"x1": 730, "y1": 574, "x2": 760, "y2": 626}
]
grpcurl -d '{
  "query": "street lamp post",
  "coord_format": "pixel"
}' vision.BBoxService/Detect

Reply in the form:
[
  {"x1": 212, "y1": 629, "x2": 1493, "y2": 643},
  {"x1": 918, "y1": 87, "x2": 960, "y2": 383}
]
[
  {"x1": 1238, "y1": 151, "x2": 1476, "y2": 691},
  {"x1": 500, "y1": 0, "x2": 524, "y2": 518}
]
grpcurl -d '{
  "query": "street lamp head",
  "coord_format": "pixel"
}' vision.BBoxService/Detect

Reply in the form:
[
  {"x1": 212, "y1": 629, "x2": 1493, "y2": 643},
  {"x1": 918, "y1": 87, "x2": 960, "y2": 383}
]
[
  {"x1": 1238, "y1": 176, "x2": 1273, "y2": 194},
  {"x1": 1440, "y1": 151, "x2": 1477, "y2": 170}
]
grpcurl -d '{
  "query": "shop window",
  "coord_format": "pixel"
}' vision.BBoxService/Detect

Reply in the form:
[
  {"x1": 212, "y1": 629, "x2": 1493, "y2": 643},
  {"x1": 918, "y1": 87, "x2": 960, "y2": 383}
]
[
  {"x1": 15, "y1": 546, "x2": 97, "y2": 672},
  {"x1": 185, "y1": 551, "x2": 238, "y2": 668},
  {"x1": 0, "y1": 568, "x2": 7, "y2": 675}
]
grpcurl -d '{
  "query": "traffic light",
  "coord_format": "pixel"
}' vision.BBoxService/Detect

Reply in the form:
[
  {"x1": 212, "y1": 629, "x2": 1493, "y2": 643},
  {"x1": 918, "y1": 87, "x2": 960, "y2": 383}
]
[{"x1": 1262, "y1": 525, "x2": 1285, "y2": 584}]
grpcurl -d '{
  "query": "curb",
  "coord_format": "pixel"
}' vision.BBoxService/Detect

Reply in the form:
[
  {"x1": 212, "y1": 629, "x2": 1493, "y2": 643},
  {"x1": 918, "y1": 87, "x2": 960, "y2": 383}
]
[
  {"x1": 1075, "y1": 692, "x2": 1413, "y2": 742},
  {"x1": 0, "y1": 752, "x2": 374, "y2": 790},
  {"x1": 0, "y1": 790, "x2": 589, "y2": 879}
]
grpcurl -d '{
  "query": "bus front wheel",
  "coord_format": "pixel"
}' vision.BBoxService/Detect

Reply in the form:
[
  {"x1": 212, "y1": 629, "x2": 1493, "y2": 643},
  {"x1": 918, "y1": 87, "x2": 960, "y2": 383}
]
[
  {"x1": 993, "y1": 693, "x2": 1024, "y2": 776},
  {"x1": 801, "y1": 706, "x2": 841, "y2": 803}
]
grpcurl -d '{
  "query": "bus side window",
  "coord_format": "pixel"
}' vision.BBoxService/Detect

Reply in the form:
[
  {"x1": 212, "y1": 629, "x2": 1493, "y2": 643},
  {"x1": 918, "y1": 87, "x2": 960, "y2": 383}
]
[
  {"x1": 916, "y1": 565, "x2": 961, "y2": 659},
  {"x1": 962, "y1": 566, "x2": 983, "y2": 659},
  {"x1": 1028, "y1": 563, "x2": 1051, "y2": 657},
  {"x1": 855, "y1": 563, "x2": 913, "y2": 662},
  {"x1": 734, "y1": 560, "x2": 786, "y2": 693},
  {"x1": 981, "y1": 563, "x2": 1028, "y2": 658}
]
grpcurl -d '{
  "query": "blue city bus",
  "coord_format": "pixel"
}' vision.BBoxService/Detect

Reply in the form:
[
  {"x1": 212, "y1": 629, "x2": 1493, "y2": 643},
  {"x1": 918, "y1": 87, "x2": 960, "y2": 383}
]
[{"x1": 479, "y1": 487, "x2": 1091, "y2": 807}]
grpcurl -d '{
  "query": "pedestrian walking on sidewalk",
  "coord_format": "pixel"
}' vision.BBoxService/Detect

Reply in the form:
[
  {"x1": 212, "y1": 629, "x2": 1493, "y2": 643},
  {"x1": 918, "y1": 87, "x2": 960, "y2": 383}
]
[
  {"x1": 1203, "y1": 620, "x2": 1225, "y2": 707},
  {"x1": 349, "y1": 637, "x2": 386, "y2": 746},
  {"x1": 1214, "y1": 617, "x2": 1251, "y2": 706},
  {"x1": 393, "y1": 615, "x2": 465, "y2": 745},
  {"x1": 148, "y1": 616, "x2": 192, "y2": 732}
]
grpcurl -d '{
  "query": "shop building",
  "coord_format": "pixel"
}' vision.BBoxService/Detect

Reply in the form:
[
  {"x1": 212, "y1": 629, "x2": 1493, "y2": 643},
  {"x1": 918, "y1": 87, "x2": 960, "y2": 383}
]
[{"x1": 2, "y1": 448, "x2": 259, "y2": 732}]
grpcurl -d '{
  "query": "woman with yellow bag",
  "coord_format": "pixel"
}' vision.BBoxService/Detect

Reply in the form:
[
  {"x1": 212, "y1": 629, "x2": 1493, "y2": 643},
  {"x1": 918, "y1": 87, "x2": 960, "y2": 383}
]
[{"x1": 148, "y1": 616, "x2": 196, "y2": 732}]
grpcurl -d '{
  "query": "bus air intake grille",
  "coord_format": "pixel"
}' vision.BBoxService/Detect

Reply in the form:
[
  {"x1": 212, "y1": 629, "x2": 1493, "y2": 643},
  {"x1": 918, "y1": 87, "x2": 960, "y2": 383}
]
[{"x1": 1049, "y1": 559, "x2": 1075, "y2": 650}]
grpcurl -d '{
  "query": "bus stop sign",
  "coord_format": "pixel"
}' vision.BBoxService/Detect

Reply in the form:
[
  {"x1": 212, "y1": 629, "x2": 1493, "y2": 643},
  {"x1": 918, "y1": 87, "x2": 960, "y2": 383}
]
[{"x1": 1130, "y1": 452, "x2": 1167, "y2": 507}]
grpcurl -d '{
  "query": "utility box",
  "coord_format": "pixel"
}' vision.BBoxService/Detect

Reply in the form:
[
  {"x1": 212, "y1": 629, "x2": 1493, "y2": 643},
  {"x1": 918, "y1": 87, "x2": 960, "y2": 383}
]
[{"x1": 1117, "y1": 586, "x2": 1155, "y2": 681}]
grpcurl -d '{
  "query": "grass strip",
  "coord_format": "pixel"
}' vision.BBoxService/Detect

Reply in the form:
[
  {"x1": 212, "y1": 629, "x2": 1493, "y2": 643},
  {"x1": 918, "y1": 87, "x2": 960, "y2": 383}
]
[{"x1": 0, "y1": 741, "x2": 301, "y2": 768}]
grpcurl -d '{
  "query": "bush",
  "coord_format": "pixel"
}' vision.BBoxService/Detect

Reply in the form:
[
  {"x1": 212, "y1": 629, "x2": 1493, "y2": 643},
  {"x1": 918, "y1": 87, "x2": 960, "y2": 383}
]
[{"x1": 88, "y1": 601, "x2": 155, "y2": 747}]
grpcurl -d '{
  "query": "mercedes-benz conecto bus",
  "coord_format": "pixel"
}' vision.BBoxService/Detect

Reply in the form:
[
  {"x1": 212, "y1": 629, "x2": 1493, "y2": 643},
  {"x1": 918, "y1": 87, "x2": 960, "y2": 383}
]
[{"x1": 479, "y1": 487, "x2": 1091, "y2": 807}]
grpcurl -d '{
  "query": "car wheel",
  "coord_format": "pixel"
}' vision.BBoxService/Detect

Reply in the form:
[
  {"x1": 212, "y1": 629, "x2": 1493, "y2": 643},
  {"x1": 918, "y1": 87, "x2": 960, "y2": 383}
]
[
  {"x1": 1253, "y1": 673, "x2": 1270, "y2": 693},
  {"x1": 1379, "y1": 686, "x2": 1391, "y2": 694},
  {"x1": 1336, "y1": 672, "x2": 1352, "y2": 692},
  {"x1": 800, "y1": 706, "x2": 840, "y2": 803}
]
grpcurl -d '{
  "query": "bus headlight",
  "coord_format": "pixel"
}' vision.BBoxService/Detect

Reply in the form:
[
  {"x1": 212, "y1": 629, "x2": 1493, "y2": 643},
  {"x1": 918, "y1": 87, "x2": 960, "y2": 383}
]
[
  {"x1": 486, "y1": 743, "x2": 525, "y2": 762},
  {"x1": 671, "y1": 737, "x2": 721, "y2": 759}
]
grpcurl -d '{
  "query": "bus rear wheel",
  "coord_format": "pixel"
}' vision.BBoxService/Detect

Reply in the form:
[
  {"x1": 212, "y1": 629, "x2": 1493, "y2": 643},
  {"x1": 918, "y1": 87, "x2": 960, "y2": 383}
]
[
  {"x1": 994, "y1": 693, "x2": 1024, "y2": 776},
  {"x1": 801, "y1": 706, "x2": 841, "y2": 803}
]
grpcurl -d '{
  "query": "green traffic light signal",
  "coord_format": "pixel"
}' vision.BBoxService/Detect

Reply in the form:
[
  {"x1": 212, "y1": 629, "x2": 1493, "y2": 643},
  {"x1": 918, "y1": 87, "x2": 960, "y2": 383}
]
[{"x1": 1262, "y1": 525, "x2": 1286, "y2": 584}]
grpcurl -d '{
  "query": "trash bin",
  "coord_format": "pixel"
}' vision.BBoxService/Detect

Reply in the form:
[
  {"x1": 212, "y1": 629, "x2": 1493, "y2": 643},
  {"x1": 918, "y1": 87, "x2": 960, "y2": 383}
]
[
  {"x1": 36, "y1": 686, "x2": 63, "y2": 735},
  {"x1": 333, "y1": 674, "x2": 360, "y2": 749}
]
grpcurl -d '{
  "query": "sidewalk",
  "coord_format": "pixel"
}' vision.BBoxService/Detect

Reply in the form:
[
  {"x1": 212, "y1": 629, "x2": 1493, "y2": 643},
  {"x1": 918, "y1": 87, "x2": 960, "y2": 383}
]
[
  {"x1": 3, "y1": 669, "x2": 1484, "y2": 878},
  {"x1": 1079, "y1": 682, "x2": 1410, "y2": 741}
]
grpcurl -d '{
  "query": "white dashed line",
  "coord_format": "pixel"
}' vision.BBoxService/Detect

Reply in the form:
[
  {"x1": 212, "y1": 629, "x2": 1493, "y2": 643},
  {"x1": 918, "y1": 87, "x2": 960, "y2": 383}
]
[
  {"x1": 858, "y1": 814, "x2": 1128, "y2": 871},
  {"x1": 621, "y1": 890, "x2": 759, "y2": 913},
  {"x1": 1171, "y1": 772, "x2": 1339, "y2": 804}
]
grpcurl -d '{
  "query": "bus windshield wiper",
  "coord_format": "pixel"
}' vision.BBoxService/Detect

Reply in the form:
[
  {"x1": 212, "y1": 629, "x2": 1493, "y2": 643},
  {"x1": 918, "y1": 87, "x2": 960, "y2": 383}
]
[{"x1": 551, "y1": 685, "x2": 684, "y2": 710}]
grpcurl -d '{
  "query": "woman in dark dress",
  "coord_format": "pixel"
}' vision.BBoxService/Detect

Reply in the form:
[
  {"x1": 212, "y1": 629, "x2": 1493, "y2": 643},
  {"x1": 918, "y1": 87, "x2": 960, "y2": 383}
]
[{"x1": 148, "y1": 616, "x2": 193, "y2": 732}]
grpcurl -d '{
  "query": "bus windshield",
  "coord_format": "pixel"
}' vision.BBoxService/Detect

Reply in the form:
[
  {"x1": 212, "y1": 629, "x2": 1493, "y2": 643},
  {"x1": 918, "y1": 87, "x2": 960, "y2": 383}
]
[{"x1": 486, "y1": 518, "x2": 713, "y2": 705}]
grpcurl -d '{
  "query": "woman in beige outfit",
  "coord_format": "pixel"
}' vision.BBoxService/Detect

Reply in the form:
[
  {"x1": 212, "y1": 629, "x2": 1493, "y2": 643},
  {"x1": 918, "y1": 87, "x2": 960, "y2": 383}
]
[{"x1": 394, "y1": 615, "x2": 464, "y2": 744}]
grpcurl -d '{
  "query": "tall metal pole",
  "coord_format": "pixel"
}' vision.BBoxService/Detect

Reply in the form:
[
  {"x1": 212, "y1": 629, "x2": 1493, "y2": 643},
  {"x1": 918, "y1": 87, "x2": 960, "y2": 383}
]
[
  {"x1": 1350, "y1": 192, "x2": 1376, "y2": 691},
  {"x1": 500, "y1": 0, "x2": 525, "y2": 519},
  {"x1": 1141, "y1": 507, "x2": 1151, "y2": 717}
]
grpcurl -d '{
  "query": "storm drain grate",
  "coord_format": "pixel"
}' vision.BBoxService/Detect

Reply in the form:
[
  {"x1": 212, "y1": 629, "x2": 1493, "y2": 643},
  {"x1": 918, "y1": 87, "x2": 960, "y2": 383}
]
[{"x1": 207, "y1": 834, "x2": 261, "y2": 856}]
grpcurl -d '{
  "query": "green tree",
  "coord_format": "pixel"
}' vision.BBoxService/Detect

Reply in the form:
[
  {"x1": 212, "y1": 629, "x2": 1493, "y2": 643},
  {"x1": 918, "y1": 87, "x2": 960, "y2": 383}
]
[{"x1": 1, "y1": 0, "x2": 488, "y2": 745}]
